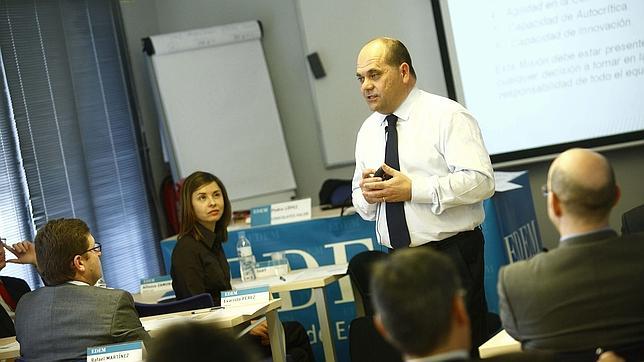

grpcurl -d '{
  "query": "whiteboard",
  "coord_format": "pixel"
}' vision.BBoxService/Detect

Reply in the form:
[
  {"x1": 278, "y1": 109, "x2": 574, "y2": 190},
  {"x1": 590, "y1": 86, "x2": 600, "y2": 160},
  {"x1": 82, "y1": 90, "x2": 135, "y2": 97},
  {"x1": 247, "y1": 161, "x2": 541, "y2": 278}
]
[
  {"x1": 145, "y1": 21, "x2": 296, "y2": 208},
  {"x1": 296, "y1": 0, "x2": 448, "y2": 166}
]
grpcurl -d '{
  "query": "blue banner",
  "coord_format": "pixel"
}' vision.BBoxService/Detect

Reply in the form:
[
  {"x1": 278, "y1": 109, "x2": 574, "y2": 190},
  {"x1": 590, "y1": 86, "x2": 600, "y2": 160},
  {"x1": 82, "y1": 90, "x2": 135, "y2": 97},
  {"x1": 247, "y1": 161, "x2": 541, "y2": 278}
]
[{"x1": 482, "y1": 172, "x2": 543, "y2": 313}]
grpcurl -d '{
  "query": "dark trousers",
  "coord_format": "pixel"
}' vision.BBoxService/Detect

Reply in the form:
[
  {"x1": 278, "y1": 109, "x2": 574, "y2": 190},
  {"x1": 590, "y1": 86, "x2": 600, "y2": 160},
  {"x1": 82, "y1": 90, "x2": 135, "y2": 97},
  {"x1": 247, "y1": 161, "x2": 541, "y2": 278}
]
[
  {"x1": 244, "y1": 321, "x2": 315, "y2": 362},
  {"x1": 391, "y1": 228, "x2": 488, "y2": 356},
  {"x1": 422, "y1": 228, "x2": 488, "y2": 355}
]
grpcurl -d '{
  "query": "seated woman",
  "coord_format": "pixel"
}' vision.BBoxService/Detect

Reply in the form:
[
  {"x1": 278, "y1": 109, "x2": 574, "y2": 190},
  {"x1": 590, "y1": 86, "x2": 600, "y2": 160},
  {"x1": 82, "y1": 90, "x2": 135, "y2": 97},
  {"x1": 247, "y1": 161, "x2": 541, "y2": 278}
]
[{"x1": 171, "y1": 171, "x2": 314, "y2": 362}]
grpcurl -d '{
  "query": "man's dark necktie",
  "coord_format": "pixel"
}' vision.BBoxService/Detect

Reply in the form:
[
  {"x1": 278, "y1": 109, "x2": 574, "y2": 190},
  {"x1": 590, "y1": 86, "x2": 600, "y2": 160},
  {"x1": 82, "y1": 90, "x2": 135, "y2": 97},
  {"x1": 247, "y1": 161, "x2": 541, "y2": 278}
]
[{"x1": 384, "y1": 114, "x2": 411, "y2": 248}]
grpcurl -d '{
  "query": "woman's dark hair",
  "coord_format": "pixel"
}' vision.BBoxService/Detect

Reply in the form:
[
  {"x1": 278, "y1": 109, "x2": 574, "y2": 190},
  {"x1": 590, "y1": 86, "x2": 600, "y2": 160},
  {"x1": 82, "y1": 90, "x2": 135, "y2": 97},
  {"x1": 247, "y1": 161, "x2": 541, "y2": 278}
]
[{"x1": 179, "y1": 171, "x2": 232, "y2": 243}]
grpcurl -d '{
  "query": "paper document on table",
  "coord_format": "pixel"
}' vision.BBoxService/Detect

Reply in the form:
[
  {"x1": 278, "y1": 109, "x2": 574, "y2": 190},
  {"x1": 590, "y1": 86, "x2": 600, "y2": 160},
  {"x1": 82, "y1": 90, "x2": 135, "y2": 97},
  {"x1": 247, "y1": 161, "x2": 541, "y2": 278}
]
[
  {"x1": 195, "y1": 303, "x2": 267, "y2": 320},
  {"x1": 285, "y1": 263, "x2": 348, "y2": 282},
  {"x1": 142, "y1": 315, "x2": 188, "y2": 332},
  {"x1": 232, "y1": 263, "x2": 348, "y2": 286},
  {"x1": 232, "y1": 276, "x2": 282, "y2": 289},
  {"x1": 319, "y1": 263, "x2": 348, "y2": 274},
  {"x1": 143, "y1": 307, "x2": 233, "y2": 331}
]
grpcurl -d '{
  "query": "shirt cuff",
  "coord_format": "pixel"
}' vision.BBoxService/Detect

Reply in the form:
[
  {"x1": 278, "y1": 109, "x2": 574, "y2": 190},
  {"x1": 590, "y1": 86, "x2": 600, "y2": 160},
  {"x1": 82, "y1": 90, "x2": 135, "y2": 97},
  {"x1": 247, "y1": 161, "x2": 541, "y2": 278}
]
[
  {"x1": 409, "y1": 174, "x2": 437, "y2": 204},
  {"x1": 352, "y1": 191, "x2": 378, "y2": 220}
]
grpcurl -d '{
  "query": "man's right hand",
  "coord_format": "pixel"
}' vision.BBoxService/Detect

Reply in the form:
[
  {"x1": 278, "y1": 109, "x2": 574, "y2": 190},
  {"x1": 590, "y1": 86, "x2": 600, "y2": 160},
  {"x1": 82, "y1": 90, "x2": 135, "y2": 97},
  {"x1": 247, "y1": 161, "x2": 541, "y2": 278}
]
[
  {"x1": 360, "y1": 168, "x2": 384, "y2": 204},
  {"x1": 4, "y1": 240, "x2": 37, "y2": 266}
]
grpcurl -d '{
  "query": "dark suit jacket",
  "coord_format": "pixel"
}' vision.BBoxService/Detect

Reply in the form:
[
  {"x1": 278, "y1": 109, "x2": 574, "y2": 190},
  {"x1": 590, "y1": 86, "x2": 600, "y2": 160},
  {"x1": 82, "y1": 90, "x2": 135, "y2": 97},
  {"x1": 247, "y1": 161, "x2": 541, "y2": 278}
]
[
  {"x1": 622, "y1": 204, "x2": 644, "y2": 235},
  {"x1": 0, "y1": 276, "x2": 30, "y2": 338},
  {"x1": 15, "y1": 283, "x2": 150, "y2": 362},
  {"x1": 498, "y1": 230, "x2": 644, "y2": 352}
]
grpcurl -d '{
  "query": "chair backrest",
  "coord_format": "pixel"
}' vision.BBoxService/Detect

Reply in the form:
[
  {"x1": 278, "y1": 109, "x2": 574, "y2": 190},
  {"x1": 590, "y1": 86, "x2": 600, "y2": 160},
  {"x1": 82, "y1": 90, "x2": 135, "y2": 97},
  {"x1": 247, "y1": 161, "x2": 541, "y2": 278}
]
[
  {"x1": 318, "y1": 179, "x2": 352, "y2": 208},
  {"x1": 348, "y1": 250, "x2": 388, "y2": 317},
  {"x1": 622, "y1": 204, "x2": 644, "y2": 235},
  {"x1": 486, "y1": 312, "x2": 502, "y2": 340},
  {"x1": 349, "y1": 316, "x2": 402, "y2": 362},
  {"x1": 135, "y1": 292, "x2": 214, "y2": 317}
]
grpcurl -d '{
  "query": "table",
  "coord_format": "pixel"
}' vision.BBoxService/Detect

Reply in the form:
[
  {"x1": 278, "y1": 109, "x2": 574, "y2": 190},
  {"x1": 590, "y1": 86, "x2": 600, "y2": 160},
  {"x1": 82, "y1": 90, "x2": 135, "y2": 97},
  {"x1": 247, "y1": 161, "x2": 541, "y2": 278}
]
[
  {"x1": 0, "y1": 336, "x2": 18, "y2": 361},
  {"x1": 232, "y1": 263, "x2": 348, "y2": 362},
  {"x1": 159, "y1": 211, "x2": 375, "y2": 362},
  {"x1": 142, "y1": 298, "x2": 285, "y2": 361},
  {"x1": 0, "y1": 299, "x2": 286, "y2": 362},
  {"x1": 479, "y1": 329, "x2": 521, "y2": 358}
]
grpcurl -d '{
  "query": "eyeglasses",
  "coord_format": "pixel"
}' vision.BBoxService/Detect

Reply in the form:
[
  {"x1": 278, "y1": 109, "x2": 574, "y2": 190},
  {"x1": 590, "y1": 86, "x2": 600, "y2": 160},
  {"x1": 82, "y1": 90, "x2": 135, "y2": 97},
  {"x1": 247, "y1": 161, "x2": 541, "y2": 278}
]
[
  {"x1": 80, "y1": 241, "x2": 102, "y2": 255},
  {"x1": 540, "y1": 184, "x2": 549, "y2": 197}
]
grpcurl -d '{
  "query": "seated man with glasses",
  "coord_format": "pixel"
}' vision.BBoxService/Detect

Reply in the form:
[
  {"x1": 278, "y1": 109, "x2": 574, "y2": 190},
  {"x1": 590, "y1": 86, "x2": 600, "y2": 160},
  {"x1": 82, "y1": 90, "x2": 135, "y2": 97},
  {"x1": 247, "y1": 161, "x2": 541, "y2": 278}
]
[
  {"x1": 15, "y1": 218, "x2": 150, "y2": 361},
  {"x1": 499, "y1": 148, "x2": 644, "y2": 359}
]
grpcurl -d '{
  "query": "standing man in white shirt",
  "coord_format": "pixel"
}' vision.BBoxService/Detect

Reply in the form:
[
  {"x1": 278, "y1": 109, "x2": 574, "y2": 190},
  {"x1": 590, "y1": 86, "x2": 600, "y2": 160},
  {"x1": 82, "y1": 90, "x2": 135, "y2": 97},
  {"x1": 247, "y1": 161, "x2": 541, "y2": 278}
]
[{"x1": 352, "y1": 37, "x2": 495, "y2": 351}]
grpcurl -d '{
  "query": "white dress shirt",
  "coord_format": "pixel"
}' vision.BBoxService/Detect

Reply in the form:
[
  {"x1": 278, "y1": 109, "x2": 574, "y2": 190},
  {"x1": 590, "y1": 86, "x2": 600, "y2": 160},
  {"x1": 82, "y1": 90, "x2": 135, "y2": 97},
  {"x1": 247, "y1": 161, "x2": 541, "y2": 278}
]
[{"x1": 352, "y1": 88, "x2": 494, "y2": 248}]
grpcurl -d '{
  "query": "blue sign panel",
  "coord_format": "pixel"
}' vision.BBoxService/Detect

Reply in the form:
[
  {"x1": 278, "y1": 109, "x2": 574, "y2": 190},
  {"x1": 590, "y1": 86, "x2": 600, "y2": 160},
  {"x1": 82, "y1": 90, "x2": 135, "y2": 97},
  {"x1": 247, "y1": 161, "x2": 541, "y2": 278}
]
[{"x1": 482, "y1": 172, "x2": 543, "y2": 313}]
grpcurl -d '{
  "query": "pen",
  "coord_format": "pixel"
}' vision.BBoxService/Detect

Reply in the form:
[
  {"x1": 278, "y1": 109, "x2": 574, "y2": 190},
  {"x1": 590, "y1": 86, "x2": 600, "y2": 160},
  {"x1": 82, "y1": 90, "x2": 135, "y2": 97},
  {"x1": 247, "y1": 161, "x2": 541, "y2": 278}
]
[{"x1": 191, "y1": 306, "x2": 224, "y2": 315}]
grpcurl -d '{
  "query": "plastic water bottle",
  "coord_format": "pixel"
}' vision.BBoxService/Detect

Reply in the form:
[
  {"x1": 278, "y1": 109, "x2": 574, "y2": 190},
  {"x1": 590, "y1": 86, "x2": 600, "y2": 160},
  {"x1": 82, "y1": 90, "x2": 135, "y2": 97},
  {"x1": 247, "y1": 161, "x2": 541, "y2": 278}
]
[{"x1": 236, "y1": 231, "x2": 256, "y2": 281}]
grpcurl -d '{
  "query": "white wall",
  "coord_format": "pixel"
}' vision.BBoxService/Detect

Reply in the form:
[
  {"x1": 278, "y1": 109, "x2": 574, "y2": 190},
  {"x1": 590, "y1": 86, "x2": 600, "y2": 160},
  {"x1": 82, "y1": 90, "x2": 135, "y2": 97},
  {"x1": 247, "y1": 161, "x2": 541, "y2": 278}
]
[
  {"x1": 121, "y1": 0, "x2": 355, "y2": 211},
  {"x1": 118, "y1": 0, "x2": 644, "y2": 246}
]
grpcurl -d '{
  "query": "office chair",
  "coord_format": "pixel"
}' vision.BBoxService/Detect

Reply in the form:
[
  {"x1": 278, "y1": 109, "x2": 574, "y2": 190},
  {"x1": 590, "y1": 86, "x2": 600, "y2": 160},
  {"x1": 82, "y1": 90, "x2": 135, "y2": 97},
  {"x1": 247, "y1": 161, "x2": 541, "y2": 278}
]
[
  {"x1": 486, "y1": 312, "x2": 502, "y2": 339},
  {"x1": 134, "y1": 293, "x2": 214, "y2": 317},
  {"x1": 347, "y1": 251, "x2": 402, "y2": 361},
  {"x1": 347, "y1": 250, "x2": 388, "y2": 317},
  {"x1": 318, "y1": 179, "x2": 352, "y2": 209},
  {"x1": 349, "y1": 316, "x2": 402, "y2": 362}
]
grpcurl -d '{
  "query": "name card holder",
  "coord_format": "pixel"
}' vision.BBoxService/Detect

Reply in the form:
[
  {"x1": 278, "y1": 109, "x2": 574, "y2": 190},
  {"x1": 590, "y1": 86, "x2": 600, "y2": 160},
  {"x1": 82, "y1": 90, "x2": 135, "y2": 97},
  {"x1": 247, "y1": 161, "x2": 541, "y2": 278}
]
[
  {"x1": 139, "y1": 275, "x2": 172, "y2": 295},
  {"x1": 87, "y1": 341, "x2": 143, "y2": 362},
  {"x1": 251, "y1": 198, "x2": 311, "y2": 226},
  {"x1": 221, "y1": 285, "x2": 270, "y2": 307}
]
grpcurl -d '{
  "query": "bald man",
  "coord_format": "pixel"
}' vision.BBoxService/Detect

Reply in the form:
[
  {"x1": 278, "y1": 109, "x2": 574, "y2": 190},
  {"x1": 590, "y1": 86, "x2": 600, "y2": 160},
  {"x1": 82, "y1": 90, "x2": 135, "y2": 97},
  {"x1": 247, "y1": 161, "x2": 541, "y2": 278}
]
[
  {"x1": 351, "y1": 37, "x2": 494, "y2": 351},
  {"x1": 498, "y1": 148, "x2": 644, "y2": 356}
]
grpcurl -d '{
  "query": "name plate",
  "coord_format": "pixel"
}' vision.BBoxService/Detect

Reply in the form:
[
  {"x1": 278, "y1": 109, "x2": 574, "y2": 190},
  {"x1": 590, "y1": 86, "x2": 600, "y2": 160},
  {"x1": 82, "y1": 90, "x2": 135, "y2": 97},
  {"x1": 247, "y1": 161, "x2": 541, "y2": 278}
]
[
  {"x1": 87, "y1": 341, "x2": 143, "y2": 362},
  {"x1": 139, "y1": 275, "x2": 172, "y2": 294},
  {"x1": 251, "y1": 198, "x2": 311, "y2": 226},
  {"x1": 221, "y1": 286, "x2": 270, "y2": 307}
]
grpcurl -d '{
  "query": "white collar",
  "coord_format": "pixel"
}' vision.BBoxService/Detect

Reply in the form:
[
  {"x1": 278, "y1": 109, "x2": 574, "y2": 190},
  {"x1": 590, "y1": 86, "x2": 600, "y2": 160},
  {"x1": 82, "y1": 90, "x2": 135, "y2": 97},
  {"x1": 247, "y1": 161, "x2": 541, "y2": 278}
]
[
  {"x1": 67, "y1": 280, "x2": 91, "y2": 286},
  {"x1": 377, "y1": 87, "x2": 420, "y2": 126},
  {"x1": 559, "y1": 226, "x2": 612, "y2": 243}
]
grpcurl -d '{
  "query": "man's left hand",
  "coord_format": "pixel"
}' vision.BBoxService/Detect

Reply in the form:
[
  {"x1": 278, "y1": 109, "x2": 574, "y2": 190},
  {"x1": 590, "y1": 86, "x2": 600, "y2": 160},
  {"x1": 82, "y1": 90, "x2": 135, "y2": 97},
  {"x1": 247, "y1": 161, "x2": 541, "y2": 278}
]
[
  {"x1": 5, "y1": 241, "x2": 37, "y2": 266},
  {"x1": 362, "y1": 164, "x2": 412, "y2": 203},
  {"x1": 249, "y1": 320, "x2": 270, "y2": 345}
]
